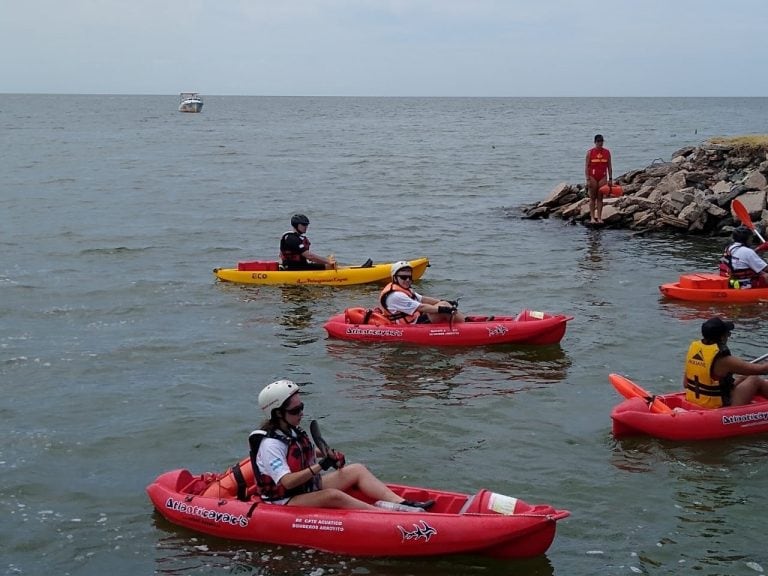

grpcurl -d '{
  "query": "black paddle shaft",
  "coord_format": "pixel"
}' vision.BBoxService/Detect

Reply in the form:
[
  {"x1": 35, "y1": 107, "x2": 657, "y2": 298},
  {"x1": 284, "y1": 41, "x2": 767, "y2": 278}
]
[{"x1": 309, "y1": 420, "x2": 330, "y2": 457}]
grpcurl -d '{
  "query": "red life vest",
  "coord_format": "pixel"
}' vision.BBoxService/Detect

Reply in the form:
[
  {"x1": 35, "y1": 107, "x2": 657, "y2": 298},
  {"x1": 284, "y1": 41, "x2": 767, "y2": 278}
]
[
  {"x1": 587, "y1": 147, "x2": 611, "y2": 180},
  {"x1": 254, "y1": 427, "x2": 318, "y2": 502},
  {"x1": 379, "y1": 282, "x2": 420, "y2": 324},
  {"x1": 719, "y1": 242, "x2": 768, "y2": 289},
  {"x1": 279, "y1": 231, "x2": 311, "y2": 264}
]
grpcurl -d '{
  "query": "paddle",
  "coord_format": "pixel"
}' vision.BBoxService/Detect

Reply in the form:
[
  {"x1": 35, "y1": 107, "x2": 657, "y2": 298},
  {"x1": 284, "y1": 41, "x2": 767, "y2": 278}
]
[
  {"x1": 732, "y1": 198, "x2": 766, "y2": 243},
  {"x1": 309, "y1": 420, "x2": 331, "y2": 457},
  {"x1": 608, "y1": 373, "x2": 672, "y2": 414}
]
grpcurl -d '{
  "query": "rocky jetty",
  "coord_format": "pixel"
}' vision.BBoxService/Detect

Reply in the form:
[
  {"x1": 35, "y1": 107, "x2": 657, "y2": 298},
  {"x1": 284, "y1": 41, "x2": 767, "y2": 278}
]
[{"x1": 524, "y1": 138, "x2": 768, "y2": 235}]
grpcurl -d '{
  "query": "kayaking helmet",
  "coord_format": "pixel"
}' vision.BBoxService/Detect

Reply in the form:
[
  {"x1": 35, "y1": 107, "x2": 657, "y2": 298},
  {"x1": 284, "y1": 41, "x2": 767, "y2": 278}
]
[
  {"x1": 733, "y1": 225, "x2": 753, "y2": 244},
  {"x1": 259, "y1": 379, "x2": 299, "y2": 413},
  {"x1": 391, "y1": 261, "x2": 412, "y2": 279},
  {"x1": 291, "y1": 214, "x2": 310, "y2": 228}
]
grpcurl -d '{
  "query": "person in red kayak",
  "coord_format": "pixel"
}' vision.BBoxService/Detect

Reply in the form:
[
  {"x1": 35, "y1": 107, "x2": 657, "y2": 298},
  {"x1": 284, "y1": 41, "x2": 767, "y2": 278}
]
[
  {"x1": 252, "y1": 379, "x2": 434, "y2": 511},
  {"x1": 279, "y1": 214, "x2": 336, "y2": 270},
  {"x1": 683, "y1": 317, "x2": 768, "y2": 408},
  {"x1": 584, "y1": 134, "x2": 613, "y2": 224},
  {"x1": 379, "y1": 261, "x2": 465, "y2": 324},
  {"x1": 719, "y1": 226, "x2": 768, "y2": 289}
]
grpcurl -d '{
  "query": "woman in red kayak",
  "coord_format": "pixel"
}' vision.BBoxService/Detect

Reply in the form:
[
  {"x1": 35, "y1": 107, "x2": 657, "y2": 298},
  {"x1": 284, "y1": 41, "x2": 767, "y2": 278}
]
[{"x1": 252, "y1": 379, "x2": 434, "y2": 511}]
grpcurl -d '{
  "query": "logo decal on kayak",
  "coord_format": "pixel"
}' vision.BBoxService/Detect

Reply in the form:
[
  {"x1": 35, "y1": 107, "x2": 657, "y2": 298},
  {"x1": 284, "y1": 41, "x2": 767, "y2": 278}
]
[
  {"x1": 398, "y1": 520, "x2": 437, "y2": 542},
  {"x1": 722, "y1": 411, "x2": 768, "y2": 425},
  {"x1": 165, "y1": 497, "x2": 248, "y2": 528},
  {"x1": 345, "y1": 327, "x2": 403, "y2": 337},
  {"x1": 487, "y1": 324, "x2": 508, "y2": 337}
]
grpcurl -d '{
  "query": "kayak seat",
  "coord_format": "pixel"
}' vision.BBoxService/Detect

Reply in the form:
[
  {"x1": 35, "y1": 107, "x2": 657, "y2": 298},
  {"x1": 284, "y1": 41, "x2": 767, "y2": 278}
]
[{"x1": 180, "y1": 471, "x2": 216, "y2": 495}]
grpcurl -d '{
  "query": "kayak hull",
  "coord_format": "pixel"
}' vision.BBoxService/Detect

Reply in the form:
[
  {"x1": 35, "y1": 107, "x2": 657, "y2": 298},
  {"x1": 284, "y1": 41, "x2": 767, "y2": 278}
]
[
  {"x1": 214, "y1": 257, "x2": 429, "y2": 286},
  {"x1": 147, "y1": 469, "x2": 568, "y2": 559},
  {"x1": 323, "y1": 309, "x2": 573, "y2": 346},
  {"x1": 610, "y1": 373, "x2": 768, "y2": 440},
  {"x1": 659, "y1": 272, "x2": 768, "y2": 302}
]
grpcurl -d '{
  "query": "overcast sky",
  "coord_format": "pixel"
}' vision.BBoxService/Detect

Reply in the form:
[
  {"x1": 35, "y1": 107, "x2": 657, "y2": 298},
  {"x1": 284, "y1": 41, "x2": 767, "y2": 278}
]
[{"x1": 2, "y1": 0, "x2": 766, "y2": 96}]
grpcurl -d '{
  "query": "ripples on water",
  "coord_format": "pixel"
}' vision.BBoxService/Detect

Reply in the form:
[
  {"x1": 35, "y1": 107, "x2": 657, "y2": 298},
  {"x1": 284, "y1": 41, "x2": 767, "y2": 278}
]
[{"x1": 4, "y1": 95, "x2": 768, "y2": 575}]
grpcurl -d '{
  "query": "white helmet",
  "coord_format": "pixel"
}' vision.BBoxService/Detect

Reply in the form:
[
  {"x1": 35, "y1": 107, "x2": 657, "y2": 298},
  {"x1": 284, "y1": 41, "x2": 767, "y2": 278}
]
[
  {"x1": 390, "y1": 260, "x2": 412, "y2": 278},
  {"x1": 259, "y1": 379, "x2": 299, "y2": 413}
]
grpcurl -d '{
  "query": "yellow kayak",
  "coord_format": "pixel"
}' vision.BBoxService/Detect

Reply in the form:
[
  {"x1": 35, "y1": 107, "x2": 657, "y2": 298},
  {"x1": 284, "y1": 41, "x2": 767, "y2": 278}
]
[{"x1": 213, "y1": 257, "x2": 430, "y2": 286}]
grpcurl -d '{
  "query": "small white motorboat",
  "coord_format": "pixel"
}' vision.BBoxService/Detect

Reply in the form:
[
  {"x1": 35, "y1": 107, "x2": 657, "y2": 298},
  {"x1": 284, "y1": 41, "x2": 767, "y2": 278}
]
[{"x1": 178, "y1": 92, "x2": 203, "y2": 113}]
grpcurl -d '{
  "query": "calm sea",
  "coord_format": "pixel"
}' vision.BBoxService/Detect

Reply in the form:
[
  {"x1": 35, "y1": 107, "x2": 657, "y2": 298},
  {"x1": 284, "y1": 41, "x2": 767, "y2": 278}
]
[{"x1": 3, "y1": 95, "x2": 768, "y2": 576}]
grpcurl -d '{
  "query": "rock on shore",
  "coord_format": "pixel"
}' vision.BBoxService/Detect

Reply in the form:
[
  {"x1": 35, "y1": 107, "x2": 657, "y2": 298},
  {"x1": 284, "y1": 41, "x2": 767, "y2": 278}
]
[{"x1": 523, "y1": 139, "x2": 768, "y2": 235}]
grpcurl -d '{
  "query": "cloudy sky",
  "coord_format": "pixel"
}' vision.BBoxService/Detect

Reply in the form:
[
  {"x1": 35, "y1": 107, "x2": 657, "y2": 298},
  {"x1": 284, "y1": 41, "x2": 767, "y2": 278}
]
[{"x1": 2, "y1": 0, "x2": 766, "y2": 96}]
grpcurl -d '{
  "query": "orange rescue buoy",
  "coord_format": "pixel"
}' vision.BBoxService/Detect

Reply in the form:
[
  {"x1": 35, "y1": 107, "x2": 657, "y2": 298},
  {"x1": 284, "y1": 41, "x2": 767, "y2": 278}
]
[{"x1": 599, "y1": 184, "x2": 623, "y2": 197}]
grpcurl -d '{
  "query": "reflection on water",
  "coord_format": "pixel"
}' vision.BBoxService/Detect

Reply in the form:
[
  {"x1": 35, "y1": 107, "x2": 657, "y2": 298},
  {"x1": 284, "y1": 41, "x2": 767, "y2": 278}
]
[
  {"x1": 326, "y1": 341, "x2": 571, "y2": 403},
  {"x1": 658, "y1": 298, "x2": 768, "y2": 324},
  {"x1": 277, "y1": 285, "x2": 321, "y2": 347},
  {"x1": 581, "y1": 228, "x2": 605, "y2": 271},
  {"x1": 608, "y1": 436, "x2": 768, "y2": 573},
  {"x1": 153, "y1": 516, "x2": 556, "y2": 575},
  {"x1": 154, "y1": 527, "x2": 353, "y2": 575}
]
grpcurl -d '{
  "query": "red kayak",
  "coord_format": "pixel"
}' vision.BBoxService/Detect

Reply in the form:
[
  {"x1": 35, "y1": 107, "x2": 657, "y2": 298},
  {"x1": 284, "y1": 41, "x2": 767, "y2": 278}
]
[
  {"x1": 147, "y1": 468, "x2": 569, "y2": 559},
  {"x1": 323, "y1": 308, "x2": 572, "y2": 346},
  {"x1": 659, "y1": 273, "x2": 768, "y2": 302},
  {"x1": 610, "y1": 373, "x2": 768, "y2": 440}
]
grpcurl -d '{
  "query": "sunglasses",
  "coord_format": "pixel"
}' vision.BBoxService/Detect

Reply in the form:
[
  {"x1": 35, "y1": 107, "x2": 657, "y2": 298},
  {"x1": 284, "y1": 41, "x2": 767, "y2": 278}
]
[
  {"x1": 396, "y1": 275, "x2": 413, "y2": 281},
  {"x1": 284, "y1": 403, "x2": 304, "y2": 416}
]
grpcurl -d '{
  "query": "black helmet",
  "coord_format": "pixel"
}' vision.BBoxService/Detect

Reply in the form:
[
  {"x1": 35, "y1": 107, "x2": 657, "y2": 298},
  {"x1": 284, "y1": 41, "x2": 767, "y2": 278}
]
[
  {"x1": 291, "y1": 214, "x2": 310, "y2": 228},
  {"x1": 733, "y1": 225, "x2": 753, "y2": 244}
]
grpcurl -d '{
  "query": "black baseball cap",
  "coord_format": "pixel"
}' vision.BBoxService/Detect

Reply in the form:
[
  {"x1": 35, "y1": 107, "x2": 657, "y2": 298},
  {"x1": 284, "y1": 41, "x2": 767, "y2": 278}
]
[{"x1": 701, "y1": 317, "x2": 735, "y2": 341}]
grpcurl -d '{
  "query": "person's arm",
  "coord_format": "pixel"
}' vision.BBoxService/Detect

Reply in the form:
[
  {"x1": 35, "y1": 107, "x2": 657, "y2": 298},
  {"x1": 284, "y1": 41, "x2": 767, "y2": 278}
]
[
  {"x1": 745, "y1": 250, "x2": 768, "y2": 274},
  {"x1": 713, "y1": 355, "x2": 768, "y2": 379},
  {"x1": 279, "y1": 462, "x2": 323, "y2": 489},
  {"x1": 584, "y1": 151, "x2": 591, "y2": 181},
  {"x1": 416, "y1": 296, "x2": 455, "y2": 314},
  {"x1": 607, "y1": 151, "x2": 613, "y2": 184},
  {"x1": 258, "y1": 440, "x2": 315, "y2": 491},
  {"x1": 302, "y1": 249, "x2": 335, "y2": 267},
  {"x1": 419, "y1": 296, "x2": 441, "y2": 306}
]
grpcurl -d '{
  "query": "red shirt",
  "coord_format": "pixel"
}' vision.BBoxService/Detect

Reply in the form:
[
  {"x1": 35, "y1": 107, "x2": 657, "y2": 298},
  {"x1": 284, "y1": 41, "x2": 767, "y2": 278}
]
[{"x1": 587, "y1": 147, "x2": 611, "y2": 180}]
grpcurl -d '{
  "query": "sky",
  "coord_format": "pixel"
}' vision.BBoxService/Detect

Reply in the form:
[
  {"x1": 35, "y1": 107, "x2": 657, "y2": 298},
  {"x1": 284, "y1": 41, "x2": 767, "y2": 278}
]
[{"x1": 2, "y1": 0, "x2": 767, "y2": 97}]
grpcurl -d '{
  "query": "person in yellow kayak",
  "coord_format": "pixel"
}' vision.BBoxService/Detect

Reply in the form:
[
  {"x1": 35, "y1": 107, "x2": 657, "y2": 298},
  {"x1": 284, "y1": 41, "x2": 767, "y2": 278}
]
[
  {"x1": 379, "y1": 261, "x2": 465, "y2": 324},
  {"x1": 252, "y1": 379, "x2": 434, "y2": 511},
  {"x1": 683, "y1": 317, "x2": 768, "y2": 408},
  {"x1": 719, "y1": 225, "x2": 768, "y2": 289},
  {"x1": 279, "y1": 214, "x2": 336, "y2": 270}
]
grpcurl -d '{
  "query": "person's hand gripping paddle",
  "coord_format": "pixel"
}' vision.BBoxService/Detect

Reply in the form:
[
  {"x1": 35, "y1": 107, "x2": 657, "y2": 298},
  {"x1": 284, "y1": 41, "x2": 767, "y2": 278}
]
[{"x1": 310, "y1": 420, "x2": 345, "y2": 470}]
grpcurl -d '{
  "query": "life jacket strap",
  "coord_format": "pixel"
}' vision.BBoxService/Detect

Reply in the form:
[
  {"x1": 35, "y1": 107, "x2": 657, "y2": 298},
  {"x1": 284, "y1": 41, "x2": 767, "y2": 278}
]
[{"x1": 232, "y1": 463, "x2": 248, "y2": 502}]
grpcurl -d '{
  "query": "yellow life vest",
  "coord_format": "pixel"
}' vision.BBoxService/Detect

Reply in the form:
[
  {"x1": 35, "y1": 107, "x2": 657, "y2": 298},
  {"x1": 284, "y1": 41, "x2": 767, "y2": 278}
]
[{"x1": 684, "y1": 340, "x2": 733, "y2": 408}]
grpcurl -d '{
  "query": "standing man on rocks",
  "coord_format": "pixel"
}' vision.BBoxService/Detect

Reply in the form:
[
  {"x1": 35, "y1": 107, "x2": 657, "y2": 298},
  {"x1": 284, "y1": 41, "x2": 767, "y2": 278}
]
[{"x1": 585, "y1": 134, "x2": 613, "y2": 224}]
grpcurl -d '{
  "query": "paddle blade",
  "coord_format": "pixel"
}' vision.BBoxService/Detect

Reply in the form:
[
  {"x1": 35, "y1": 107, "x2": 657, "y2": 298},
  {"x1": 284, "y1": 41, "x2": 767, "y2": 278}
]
[
  {"x1": 608, "y1": 373, "x2": 672, "y2": 414},
  {"x1": 309, "y1": 420, "x2": 330, "y2": 457},
  {"x1": 732, "y1": 198, "x2": 766, "y2": 242},
  {"x1": 732, "y1": 198, "x2": 754, "y2": 228}
]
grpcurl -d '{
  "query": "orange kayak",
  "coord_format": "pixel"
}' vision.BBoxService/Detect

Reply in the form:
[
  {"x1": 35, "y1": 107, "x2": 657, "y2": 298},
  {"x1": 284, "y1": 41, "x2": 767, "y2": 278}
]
[{"x1": 659, "y1": 272, "x2": 768, "y2": 302}]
